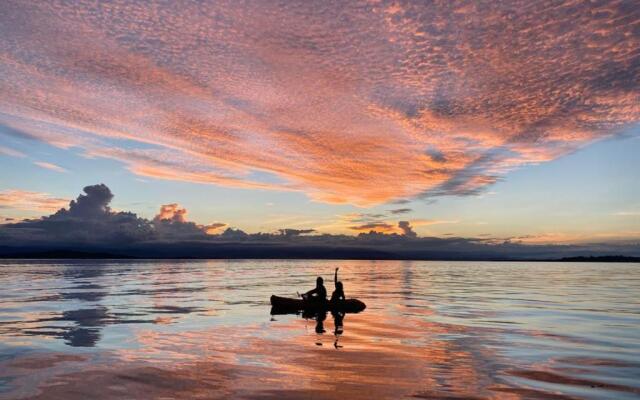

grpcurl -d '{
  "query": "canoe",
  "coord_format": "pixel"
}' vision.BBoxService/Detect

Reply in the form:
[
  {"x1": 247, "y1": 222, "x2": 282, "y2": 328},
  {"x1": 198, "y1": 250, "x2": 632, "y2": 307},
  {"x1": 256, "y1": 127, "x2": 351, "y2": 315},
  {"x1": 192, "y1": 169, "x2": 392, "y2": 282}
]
[{"x1": 270, "y1": 295, "x2": 366, "y2": 314}]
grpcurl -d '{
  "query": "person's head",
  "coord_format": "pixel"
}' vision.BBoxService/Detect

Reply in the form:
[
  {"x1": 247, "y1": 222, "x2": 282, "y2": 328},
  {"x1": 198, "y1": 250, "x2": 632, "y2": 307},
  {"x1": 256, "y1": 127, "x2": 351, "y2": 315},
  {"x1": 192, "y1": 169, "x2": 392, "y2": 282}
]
[
  {"x1": 316, "y1": 276, "x2": 324, "y2": 287},
  {"x1": 336, "y1": 281, "x2": 343, "y2": 292}
]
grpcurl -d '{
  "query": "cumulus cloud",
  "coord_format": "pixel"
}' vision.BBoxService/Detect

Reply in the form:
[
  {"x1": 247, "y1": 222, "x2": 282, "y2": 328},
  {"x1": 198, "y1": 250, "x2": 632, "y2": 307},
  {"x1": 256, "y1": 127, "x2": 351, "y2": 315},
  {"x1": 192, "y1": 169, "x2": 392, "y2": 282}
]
[
  {"x1": 220, "y1": 227, "x2": 249, "y2": 240},
  {"x1": 0, "y1": 1, "x2": 637, "y2": 205},
  {"x1": 152, "y1": 203, "x2": 211, "y2": 239},
  {"x1": 0, "y1": 184, "x2": 638, "y2": 259},
  {"x1": 343, "y1": 216, "x2": 456, "y2": 235},
  {"x1": 58, "y1": 183, "x2": 113, "y2": 218},
  {"x1": 398, "y1": 221, "x2": 417, "y2": 238},
  {"x1": 152, "y1": 203, "x2": 228, "y2": 237},
  {"x1": 0, "y1": 184, "x2": 153, "y2": 244},
  {"x1": 155, "y1": 203, "x2": 188, "y2": 223},
  {"x1": 341, "y1": 212, "x2": 421, "y2": 234},
  {"x1": 0, "y1": 184, "x2": 237, "y2": 245}
]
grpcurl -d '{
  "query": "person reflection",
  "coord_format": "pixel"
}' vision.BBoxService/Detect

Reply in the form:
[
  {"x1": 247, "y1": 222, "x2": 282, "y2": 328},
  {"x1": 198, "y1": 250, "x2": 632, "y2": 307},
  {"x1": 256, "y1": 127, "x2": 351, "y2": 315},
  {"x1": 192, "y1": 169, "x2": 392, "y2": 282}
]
[
  {"x1": 306, "y1": 309, "x2": 347, "y2": 348},
  {"x1": 315, "y1": 311, "x2": 327, "y2": 334},
  {"x1": 332, "y1": 310, "x2": 344, "y2": 349},
  {"x1": 313, "y1": 311, "x2": 327, "y2": 346}
]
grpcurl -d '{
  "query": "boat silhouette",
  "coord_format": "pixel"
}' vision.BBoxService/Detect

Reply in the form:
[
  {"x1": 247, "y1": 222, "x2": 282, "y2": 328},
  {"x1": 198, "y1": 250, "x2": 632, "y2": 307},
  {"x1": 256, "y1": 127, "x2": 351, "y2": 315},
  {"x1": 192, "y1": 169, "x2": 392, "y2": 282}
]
[{"x1": 270, "y1": 295, "x2": 366, "y2": 315}]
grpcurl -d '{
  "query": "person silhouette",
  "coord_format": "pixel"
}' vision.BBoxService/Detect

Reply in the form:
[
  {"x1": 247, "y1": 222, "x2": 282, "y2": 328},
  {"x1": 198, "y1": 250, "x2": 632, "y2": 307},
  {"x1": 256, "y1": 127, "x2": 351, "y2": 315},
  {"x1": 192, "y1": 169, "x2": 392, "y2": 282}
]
[
  {"x1": 330, "y1": 268, "x2": 345, "y2": 304},
  {"x1": 303, "y1": 276, "x2": 327, "y2": 303}
]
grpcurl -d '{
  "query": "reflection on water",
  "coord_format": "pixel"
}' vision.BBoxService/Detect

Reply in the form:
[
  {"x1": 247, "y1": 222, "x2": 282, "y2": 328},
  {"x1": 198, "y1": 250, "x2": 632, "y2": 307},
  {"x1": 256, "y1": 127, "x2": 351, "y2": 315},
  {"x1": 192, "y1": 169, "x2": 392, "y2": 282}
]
[{"x1": 0, "y1": 260, "x2": 639, "y2": 399}]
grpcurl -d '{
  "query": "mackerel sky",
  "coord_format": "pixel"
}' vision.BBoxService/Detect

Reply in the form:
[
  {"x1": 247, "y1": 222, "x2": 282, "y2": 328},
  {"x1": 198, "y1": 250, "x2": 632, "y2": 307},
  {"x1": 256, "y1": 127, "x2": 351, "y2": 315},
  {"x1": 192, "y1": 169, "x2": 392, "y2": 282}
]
[{"x1": 1, "y1": 0, "x2": 639, "y2": 243}]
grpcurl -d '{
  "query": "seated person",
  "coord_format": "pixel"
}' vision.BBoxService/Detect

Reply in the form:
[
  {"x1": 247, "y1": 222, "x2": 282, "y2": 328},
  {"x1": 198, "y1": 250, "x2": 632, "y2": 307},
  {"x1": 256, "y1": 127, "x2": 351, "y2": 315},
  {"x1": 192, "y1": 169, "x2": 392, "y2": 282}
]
[
  {"x1": 303, "y1": 276, "x2": 327, "y2": 302},
  {"x1": 330, "y1": 267, "x2": 345, "y2": 303}
]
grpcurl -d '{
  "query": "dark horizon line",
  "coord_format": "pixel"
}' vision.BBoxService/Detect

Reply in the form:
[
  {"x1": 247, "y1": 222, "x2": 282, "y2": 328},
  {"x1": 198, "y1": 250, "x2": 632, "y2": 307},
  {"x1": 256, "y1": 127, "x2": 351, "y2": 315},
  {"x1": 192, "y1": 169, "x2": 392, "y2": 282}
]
[{"x1": 1, "y1": 250, "x2": 638, "y2": 263}]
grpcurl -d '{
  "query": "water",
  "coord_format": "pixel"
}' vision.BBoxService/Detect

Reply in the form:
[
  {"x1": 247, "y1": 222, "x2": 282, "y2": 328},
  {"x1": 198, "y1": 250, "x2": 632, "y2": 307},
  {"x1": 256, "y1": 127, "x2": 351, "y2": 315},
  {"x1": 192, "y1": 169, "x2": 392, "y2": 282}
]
[{"x1": 0, "y1": 260, "x2": 638, "y2": 399}]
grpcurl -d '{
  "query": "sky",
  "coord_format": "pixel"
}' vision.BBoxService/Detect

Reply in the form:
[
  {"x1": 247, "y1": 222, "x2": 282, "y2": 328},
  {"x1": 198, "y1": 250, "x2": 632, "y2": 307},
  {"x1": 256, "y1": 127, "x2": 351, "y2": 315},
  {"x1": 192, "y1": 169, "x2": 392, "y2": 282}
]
[{"x1": 1, "y1": 0, "x2": 639, "y2": 246}]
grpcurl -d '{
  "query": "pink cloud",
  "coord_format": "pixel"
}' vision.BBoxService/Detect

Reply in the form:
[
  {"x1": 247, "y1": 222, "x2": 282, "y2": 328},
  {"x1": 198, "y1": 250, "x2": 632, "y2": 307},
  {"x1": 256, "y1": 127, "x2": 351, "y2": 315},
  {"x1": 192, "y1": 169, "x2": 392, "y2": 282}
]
[
  {"x1": 0, "y1": 190, "x2": 69, "y2": 213},
  {"x1": 0, "y1": 146, "x2": 26, "y2": 158},
  {"x1": 0, "y1": 1, "x2": 638, "y2": 205},
  {"x1": 154, "y1": 203, "x2": 227, "y2": 235},
  {"x1": 155, "y1": 203, "x2": 188, "y2": 223},
  {"x1": 33, "y1": 161, "x2": 67, "y2": 173}
]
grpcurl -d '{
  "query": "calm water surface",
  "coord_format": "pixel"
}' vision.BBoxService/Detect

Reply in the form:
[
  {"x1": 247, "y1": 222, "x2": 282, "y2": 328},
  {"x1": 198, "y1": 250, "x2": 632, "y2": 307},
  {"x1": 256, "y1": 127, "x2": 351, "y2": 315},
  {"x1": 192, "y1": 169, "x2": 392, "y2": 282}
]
[{"x1": 0, "y1": 260, "x2": 638, "y2": 399}]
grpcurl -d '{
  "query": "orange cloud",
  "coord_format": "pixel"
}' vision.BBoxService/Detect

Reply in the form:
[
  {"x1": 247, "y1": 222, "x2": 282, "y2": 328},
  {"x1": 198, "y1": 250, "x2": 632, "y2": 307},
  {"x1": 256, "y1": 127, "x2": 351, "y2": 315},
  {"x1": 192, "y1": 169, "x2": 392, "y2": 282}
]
[
  {"x1": 204, "y1": 223, "x2": 227, "y2": 235},
  {"x1": 411, "y1": 219, "x2": 460, "y2": 226},
  {"x1": 0, "y1": 1, "x2": 638, "y2": 205},
  {"x1": 154, "y1": 203, "x2": 226, "y2": 235},
  {"x1": 348, "y1": 222, "x2": 396, "y2": 233},
  {"x1": 155, "y1": 203, "x2": 188, "y2": 223},
  {"x1": 0, "y1": 190, "x2": 69, "y2": 213}
]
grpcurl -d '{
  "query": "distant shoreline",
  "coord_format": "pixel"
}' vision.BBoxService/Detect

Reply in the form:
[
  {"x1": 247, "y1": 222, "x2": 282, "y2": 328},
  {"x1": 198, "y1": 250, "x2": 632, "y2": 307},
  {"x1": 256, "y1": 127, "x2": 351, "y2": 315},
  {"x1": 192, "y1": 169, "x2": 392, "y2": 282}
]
[{"x1": 0, "y1": 250, "x2": 638, "y2": 263}]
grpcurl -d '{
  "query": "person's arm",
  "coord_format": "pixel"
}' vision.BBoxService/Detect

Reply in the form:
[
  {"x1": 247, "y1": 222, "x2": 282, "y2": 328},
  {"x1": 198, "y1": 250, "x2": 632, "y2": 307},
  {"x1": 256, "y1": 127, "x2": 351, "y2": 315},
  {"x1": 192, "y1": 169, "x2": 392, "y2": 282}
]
[{"x1": 334, "y1": 268, "x2": 339, "y2": 289}]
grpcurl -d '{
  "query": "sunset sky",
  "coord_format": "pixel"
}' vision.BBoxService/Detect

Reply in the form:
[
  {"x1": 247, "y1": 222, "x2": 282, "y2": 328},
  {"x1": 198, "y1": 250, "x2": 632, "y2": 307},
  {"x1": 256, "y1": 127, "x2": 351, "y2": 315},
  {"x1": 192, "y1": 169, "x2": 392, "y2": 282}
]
[{"x1": 1, "y1": 0, "x2": 639, "y2": 244}]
